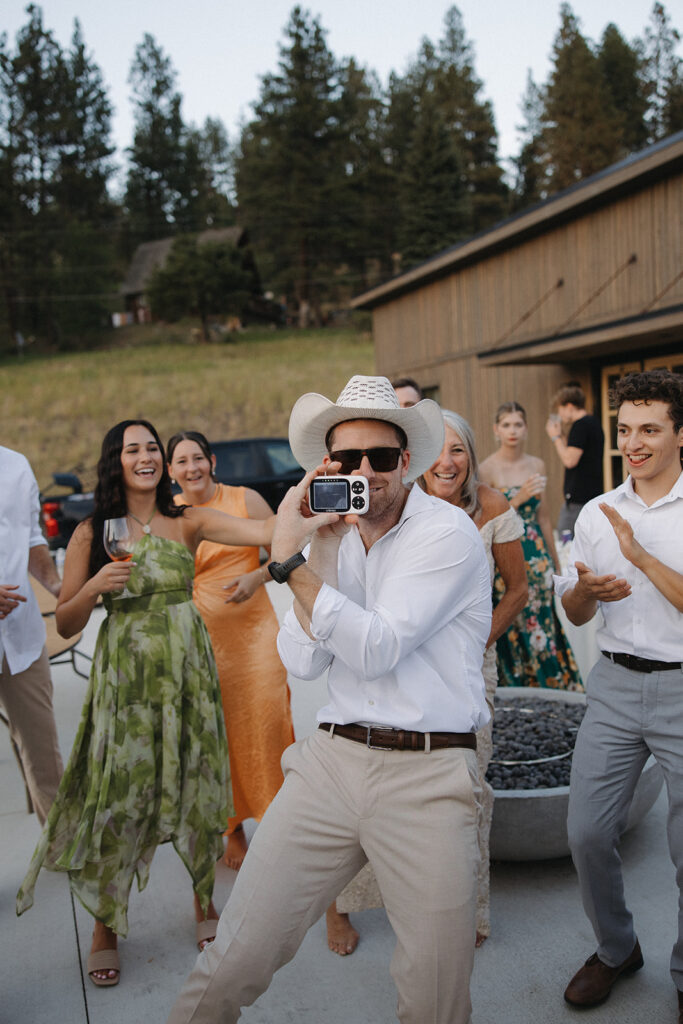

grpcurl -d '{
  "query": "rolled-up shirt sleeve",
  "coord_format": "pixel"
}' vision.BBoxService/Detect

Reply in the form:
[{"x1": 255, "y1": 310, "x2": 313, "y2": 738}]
[
  {"x1": 28, "y1": 471, "x2": 45, "y2": 549},
  {"x1": 277, "y1": 605, "x2": 334, "y2": 680},
  {"x1": 553, "y1": 510, "x2": 593, "y2": 598}
]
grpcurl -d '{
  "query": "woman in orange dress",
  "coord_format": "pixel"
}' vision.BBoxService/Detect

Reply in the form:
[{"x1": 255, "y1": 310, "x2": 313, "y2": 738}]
[{"x1": 168, "y1": 430, "x2": 295, "y2": 869}]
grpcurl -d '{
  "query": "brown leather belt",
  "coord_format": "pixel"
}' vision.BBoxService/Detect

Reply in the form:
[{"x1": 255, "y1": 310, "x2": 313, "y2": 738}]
[
  {"x1": 318, "y1": 722, "x2": 476, "y2": 752},
  {"x1": 602, "y1": 651, "x2": 682, "y2": 674}
]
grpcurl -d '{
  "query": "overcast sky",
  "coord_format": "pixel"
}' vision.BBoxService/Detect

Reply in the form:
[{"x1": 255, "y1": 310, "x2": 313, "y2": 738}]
[{"x1": 2, "y1": 0, "x2": 677, "y2": 181}]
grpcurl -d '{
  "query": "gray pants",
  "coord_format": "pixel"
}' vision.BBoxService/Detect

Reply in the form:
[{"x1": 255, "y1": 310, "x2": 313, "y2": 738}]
[{"x1": 567, "y1": 655, "x2": 683, "y2": 989}]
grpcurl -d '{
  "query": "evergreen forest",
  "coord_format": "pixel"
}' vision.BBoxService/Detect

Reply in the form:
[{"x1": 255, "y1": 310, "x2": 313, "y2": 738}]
[{"x1": 0, "y1": 2, "x2": 681, "y2": 350}]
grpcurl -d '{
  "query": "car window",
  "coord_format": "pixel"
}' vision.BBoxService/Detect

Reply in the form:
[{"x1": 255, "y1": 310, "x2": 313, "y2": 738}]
[
  {"x1": 212, "y1": 441, "x2": 264, "y2": 481},
  {"x1": 264, "y1": 440, "x2": 302, "y2": 475}
]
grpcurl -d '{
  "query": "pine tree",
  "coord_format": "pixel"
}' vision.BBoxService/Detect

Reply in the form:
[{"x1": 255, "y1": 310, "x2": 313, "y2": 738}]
[
  {"x1": 124, "y1": 34, "x2": 185, "y2": 242},
  {"x1": 0, "y1": 5, "x2": 116, "y2": 346},
  {"x1": 235, "y1": 6, "x2": 341, "y2": 321},
  {"x1": 542, "y1": 4, "x2": 624, "y2": 191},
  {"x1": 396, "y1": 92, "x2": 468, "y2": 267},
  {"x1": 511, "y1": 71, "x2": 548, "y2": 208},
  {"x1": 598, "y1": 24, "x2": 648, "y2": 153},
  {"x1": 640, "y1": 2, "x2": 683, "y2": 140}
]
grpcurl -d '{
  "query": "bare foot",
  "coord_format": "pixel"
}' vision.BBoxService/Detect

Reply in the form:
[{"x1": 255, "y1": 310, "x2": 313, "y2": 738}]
[
  {"x1": 89, "y1": 920, "x2": 119, "y2": 983},
  {"x1": 194, "y1": 893, "x2": 220, "y2": 951},
  {"x1": 223, "y1": 825, "x2": 248, "y2": 871},
  {"x1": 326, "y1": 903, "x2": 359, "y2": 956},
  {"x1": 475, "y1": 930, "x2": 489, "y2": 948}
]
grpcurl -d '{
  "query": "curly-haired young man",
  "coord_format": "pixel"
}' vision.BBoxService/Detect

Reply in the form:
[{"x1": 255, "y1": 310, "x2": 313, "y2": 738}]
[{"x1": 555, "y1": 369, "x2": 683, "y2": 1022}]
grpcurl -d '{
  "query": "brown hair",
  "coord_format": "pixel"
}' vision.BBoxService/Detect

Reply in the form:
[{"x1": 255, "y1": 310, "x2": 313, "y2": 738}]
[
  {"x1": 167, "y1": 430, "x2": 217, "y2": 480},
  {"x1": 551, "y1": 383, "x2": 586, "y2": 409},
  {"x1": 495, "y1": 401, "x2": 527, "y2": 424}
]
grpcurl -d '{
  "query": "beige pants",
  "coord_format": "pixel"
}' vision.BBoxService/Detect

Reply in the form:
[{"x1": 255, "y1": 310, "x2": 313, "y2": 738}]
[
  {"x1": 168, "y1": 728, "x2": 480, "y2": 1024},
  {"x1": 0, "y1": 648, "x2": 63, "y2": 825}
]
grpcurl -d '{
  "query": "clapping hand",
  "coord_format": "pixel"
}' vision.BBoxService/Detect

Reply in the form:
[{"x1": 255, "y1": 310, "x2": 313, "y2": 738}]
[
  {"x1": 599, "y1": 503, "x2": 648, "y2": 570},
  {"x1": 573, "y1": 560, "x2": 631, "y2": 604}
]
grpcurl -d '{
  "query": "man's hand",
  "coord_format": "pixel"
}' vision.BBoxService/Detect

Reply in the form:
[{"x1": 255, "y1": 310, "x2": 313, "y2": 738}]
[
  {"x1": 0, "y1": 584, "x2": 26, "y2": 619},
  {"x1": 271, "y1": 465, "x2": 357, "y2": 562},
  {"x1": 545, "y1": 417, "x2": 562, "y2": 441},
  {"x1": 573, "y1": 561, "x2": 631, "y2": 603},
  {"x1": 599, "y1": 503, "x2": 649, "y2": 570}
]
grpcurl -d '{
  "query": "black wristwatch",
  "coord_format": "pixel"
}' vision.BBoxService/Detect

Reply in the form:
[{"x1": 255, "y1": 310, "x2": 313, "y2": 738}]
[{"x1": 267, "y1": 552, "x2": 306, "y2": 583}]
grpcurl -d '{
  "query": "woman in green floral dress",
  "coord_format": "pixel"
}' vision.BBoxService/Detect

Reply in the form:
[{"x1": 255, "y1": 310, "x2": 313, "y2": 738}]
[
  {"x1": 480, "y1": 402, "x2": 582, "y2": 690},
  {"x1": 17, "y1": 420, "x2": 274, "y2": 987}
]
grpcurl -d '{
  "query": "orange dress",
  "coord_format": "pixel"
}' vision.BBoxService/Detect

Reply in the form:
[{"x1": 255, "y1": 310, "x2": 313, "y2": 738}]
[{"x1": 180, "y1": 484, "x2": 295, "y2": 832}]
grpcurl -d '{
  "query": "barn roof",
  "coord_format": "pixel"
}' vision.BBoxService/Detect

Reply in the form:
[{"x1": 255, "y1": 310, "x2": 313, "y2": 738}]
[
  {"x1": 122, "y1": 226, "x2": 246, "y2": 297},
  {"x1": 352, "y1": 132, "x2": 683, "y2": 312}
]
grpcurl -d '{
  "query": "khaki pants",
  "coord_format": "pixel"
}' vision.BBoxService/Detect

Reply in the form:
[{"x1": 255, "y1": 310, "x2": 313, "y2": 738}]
[
  {"x1": 168, "y1": 728, "x2": 480, "y2": 1024},
  {"x1": 0, "y1": 647, "x2": 63, "y2": 825}
]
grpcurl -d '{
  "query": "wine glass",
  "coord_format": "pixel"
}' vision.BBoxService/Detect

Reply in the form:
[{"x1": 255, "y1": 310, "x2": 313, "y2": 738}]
[{"x1": 103, "y1": 517, "x2": 135, "y2": 562}]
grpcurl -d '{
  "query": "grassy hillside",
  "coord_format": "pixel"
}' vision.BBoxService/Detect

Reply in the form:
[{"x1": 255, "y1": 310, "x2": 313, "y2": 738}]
[{"x1": 0, "y1": 322, "x2": 374, "y2": 491}]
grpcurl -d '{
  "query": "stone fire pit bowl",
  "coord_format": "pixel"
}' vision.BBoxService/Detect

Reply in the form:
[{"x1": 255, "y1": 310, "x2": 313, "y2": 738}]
[{"x1": 489, "y1": 687, "x2": 664, "y2": 861}]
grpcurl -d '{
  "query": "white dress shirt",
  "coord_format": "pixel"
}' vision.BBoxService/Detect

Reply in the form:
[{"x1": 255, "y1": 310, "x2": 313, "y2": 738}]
[
  {"x1": 0, "y1": 446, "x2": 47, "y2": 673},
  {"x1": 554, "y1": 472, "x2": 683, "y2": 661},
  {"x1": 277, "y1": 484, "x2": 492, "y2": 733}
]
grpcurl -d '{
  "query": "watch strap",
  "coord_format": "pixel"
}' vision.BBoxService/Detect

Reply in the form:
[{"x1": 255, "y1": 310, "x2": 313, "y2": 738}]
[{"x1": 267, "y1": 552, "x2": 306, "y2": 583}]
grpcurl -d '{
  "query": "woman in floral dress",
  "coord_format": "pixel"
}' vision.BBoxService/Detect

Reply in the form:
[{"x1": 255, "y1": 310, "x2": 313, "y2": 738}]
[
  {"x1": 17, "y1": 420, "x2": 273, "y2": 988},
  {"x1": 479, "y1": 402, "x2": 582, "y2": 690}
]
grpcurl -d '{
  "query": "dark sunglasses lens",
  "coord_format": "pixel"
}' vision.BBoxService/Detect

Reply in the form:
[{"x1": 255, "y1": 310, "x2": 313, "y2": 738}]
[{"x1": 331, "y1": 448, "x2": 401, "y2": 473}]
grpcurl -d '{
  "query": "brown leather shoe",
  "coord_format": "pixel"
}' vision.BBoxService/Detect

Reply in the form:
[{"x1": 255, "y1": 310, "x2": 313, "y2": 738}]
[{"x1": 564, "y1": 941, "x2": 643, "y2": 1007}]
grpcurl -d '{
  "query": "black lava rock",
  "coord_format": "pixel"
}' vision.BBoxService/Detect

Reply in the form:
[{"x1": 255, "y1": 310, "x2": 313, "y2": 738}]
[{"x1": 485, "y1": 695, "x2": 586, "y2": 790}]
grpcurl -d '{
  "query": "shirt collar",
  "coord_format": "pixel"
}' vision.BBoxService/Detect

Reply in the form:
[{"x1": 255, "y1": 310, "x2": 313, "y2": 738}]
[{"x1": 615, "y1": 471, "x2": 683, "y2": 507}]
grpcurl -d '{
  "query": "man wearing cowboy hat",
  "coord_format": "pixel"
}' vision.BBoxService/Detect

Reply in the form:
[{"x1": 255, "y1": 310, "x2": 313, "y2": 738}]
[{"x1": 168, "y1": 375, "x2": 491, "y2": 1024}]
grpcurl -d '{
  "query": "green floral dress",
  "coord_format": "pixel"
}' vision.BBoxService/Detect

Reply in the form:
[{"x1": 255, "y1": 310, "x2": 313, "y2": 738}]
[
  {"x1": 494, "y1": 490, "x2": 582, "y2": 691},
  {"x1": 17, "y1": 534, "x2": 231, "y2": 937}
]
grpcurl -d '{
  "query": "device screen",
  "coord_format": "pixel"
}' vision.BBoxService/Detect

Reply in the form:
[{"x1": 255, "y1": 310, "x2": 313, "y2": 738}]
[{"x1": 310, "y1": 478, "x2": 350, "y2": 512}]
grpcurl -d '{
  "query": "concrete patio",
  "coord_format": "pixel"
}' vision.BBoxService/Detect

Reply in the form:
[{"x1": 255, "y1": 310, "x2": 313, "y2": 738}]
[{"x1": 1, "y1": 584, "x2": 679, "y2": 1024}]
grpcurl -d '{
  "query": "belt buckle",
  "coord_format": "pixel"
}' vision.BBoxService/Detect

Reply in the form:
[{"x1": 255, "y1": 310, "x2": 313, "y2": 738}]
[{"x1": 366, "y1": 727, "x2": 396, "y2": 751}]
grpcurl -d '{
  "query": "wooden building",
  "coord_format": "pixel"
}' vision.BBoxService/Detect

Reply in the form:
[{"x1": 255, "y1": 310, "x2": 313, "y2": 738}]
[
  {"x1": 352, "y1": 132, "x2": 683, "y2": 515},
  {"x1": 121, "y1": 226, "x2": 248, "y2": 319}
]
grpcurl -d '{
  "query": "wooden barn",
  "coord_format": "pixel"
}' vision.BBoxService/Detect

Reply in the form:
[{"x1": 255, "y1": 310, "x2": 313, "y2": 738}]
[{"x1": 352, "y1": 131, "x2": 683, "y2": 516}]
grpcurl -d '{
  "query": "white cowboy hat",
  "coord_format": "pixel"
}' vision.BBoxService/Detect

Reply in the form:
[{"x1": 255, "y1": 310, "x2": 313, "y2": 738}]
[{"x1": 288, "y1": 375, "x2": 445, "y2": 483}]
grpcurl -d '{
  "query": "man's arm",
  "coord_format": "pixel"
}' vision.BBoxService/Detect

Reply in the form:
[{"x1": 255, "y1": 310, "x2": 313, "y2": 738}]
[
  {"x1": 545, "y1": 420, "x2": 583, "y2": 469},
  {"x1": 28, "y1": 543, "x2": 61, "y2": 598},
  {"x1": 600, "y1": 503, "x2": 683, "y2": 613}
]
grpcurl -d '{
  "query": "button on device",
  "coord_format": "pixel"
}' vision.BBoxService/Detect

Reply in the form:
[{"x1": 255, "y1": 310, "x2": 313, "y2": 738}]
[
  {"x1": 352, "y1": 496, "x2": 366, "y2": 509},
  {"x1": 351, "y1": 480, "x2": 365, "y2": 494}
]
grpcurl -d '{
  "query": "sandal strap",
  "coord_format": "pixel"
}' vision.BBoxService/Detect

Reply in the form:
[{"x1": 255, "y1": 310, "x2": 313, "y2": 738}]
[
  {"x1": 196, "y1": 919, "x2": 218, "y2": 944},
  {"x1": 87, "y1": 949, "x2": 120, "y2": 973}
]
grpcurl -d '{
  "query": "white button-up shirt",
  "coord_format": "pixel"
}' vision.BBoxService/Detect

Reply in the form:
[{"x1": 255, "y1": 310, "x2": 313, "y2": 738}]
[
  {"x1": 278, "y1": 484, "x2": 492, "y2": 733},
  {"x1": 554, "y1": 473, "x2": 683, "y2": 661},
  {"x1": 0, "y1": 446, "x2": 47, "y2": 673}
]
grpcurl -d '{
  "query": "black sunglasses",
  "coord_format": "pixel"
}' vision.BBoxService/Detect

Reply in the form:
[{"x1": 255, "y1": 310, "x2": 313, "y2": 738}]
[{"x1": 329, "y1": 447, "x2": 403, "y2": 474}]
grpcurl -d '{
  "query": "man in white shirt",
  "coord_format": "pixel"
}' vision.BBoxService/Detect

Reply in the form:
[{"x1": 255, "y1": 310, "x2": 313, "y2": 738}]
[
  {"x1": 168, "y1": 376, "x2": 491, "y2": 1024},
  {"x1": 0, "y1": 446, "x2": 63, "y2": 823},
  {"x1": 554, "y1": 370, "x2": 683, "y2": 1022}
]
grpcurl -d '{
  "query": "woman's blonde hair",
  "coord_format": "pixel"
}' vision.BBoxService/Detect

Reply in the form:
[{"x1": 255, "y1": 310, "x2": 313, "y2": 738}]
[{"x1": 421, "y1": 409, "x2": 480, "y2": 517}]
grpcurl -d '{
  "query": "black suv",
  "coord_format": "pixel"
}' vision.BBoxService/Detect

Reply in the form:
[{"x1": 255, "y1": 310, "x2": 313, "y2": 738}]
[{"x1": 41, "y1": 437, "x2": 304, "y2": 550}]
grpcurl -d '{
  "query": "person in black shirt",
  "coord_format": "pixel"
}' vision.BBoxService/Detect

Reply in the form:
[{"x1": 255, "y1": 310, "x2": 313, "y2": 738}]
[{"x1": 546, "y1": 383, "x2": 604, "y2": 537}]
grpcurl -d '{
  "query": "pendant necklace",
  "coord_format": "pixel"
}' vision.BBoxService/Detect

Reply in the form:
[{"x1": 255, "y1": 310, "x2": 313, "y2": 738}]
[{"x1": 128, "y1": 508, "x2": 157, "y2": 535}]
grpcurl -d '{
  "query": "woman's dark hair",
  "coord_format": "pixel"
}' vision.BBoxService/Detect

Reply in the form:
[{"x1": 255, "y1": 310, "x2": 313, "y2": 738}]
[
  {"x1": 89, "y1": 419, "x2": 184, "y2": 578},
  {"x1": 167, "y1": 430, "x2": 216, "y2": 478},
  {"x1": 494, "y1": 401, "x2": 527, "y2": 424}
]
